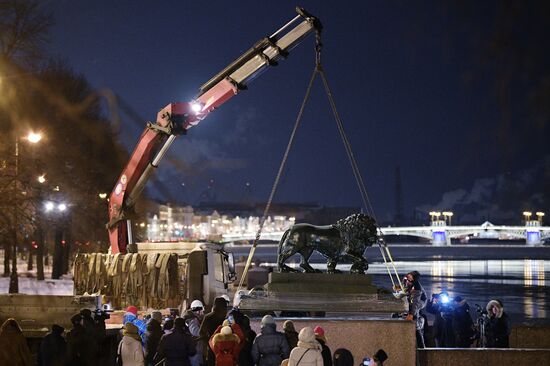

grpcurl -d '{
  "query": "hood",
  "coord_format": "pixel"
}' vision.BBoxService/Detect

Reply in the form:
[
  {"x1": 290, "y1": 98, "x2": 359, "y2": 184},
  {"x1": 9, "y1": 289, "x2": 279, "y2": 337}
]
[
  {"x1": 123, "y1": 313, "x2": 137, "y2": 324},
  {"x1": 486, "y1": 300, "x2": 504, "y2": 318},
  {"x1": 298, "y1": 327, "x2": 316, "y2": 343},
  {"x1": 261, "y1": 323, "x2": 276, "y2": 335}
]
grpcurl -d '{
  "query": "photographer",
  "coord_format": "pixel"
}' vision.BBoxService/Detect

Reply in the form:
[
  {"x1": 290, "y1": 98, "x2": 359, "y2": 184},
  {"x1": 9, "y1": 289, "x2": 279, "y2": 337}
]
[
  {"x1": 485, "y1": 299, "x2": 511, "y2": 348},
  {"x1": 402, "y1": 271, "x2": 427, "y2": 348},
  {"x1": 426, "y1": 292, "x2": 454, "y2": 347},
  {"x1": 451, "y1": 296, "x2": 475, "y2": 348}
]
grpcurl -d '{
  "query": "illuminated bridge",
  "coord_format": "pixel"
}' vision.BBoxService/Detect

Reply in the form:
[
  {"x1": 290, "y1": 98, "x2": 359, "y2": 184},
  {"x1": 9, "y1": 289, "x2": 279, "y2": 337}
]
[{"x1": 222, "y1": 221, "x2": 550, "y2": 245}]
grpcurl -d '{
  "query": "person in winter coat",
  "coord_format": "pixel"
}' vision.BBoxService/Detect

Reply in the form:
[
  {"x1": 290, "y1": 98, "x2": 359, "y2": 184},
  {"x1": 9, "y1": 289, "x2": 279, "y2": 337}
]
[
  {"x1": 332, "y1": 348, "x2": 353, "y2": 366},
  {"x1": 451, "y1": 296, "x2": 475, "y2": 347},
  {"x1": 402, "y1": 271, "x2": 427, "y2": 348},
  {"x1": 251, "y1": 315, "x2": 290, "y2": 366},
  {"x1": 184, "y1": 300, "x2": 205, "y2": 366},
  {"x1": 0, "y1": 318, "x2": 31, "y2": 366},
  {"x1": 118, "y1": 322, "x2": 145, "y2": 366},
  {"x1": 209, "y1": 325, "x2": 241, "y2": 366},
  {"x1": 485, "y1": 299, "x2": 511, "y2": 348},
  {"x1": 199, "y1": 297, "x2": 228, "y2": 366},
  {"x1": 283, "y1": 320, "x2": 299, "y2": 350},
  {"x1": 313, "y1": 326, "x2": 332, "y2": 366},
  {"x1": 155, "y1": 317, "x2": 196, "y2": 366},
  {"x1": 426, "y1": 292, "x2": 454, "y2": 347},
  {"x1": 288, "y1": 327, "x2": 323, "y2": 366},
  {"x1": 237, "y1": 315, "x2": 256, "y2": 366},
  {"x1": 80, "y1": 308, "x2": 102, "y2": 364},
  {"x1": 124, "y1": 305, "x2": 147, "y2": 342},
  {"x1": 66, "y1": 313, "x2": 93, "y2": 366},
  {"x1": 38, "y1": 324, "x2": 66, "y2": 366},
  {"x1": 144, "y1": 311, "x2": 163, "y2": 366}
]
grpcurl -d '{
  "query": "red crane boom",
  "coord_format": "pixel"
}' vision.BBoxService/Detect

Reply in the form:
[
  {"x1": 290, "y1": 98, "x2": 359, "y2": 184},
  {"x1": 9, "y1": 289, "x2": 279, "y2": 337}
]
[{"x1": 107, "y1": 8, "x2": 322, "y2": 254}]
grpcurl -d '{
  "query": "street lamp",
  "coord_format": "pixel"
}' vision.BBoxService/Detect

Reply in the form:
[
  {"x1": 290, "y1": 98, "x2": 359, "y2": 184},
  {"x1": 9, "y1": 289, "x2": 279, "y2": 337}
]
[
  {"x1": 37, "y1": 174, "x2": 46, "y2": 184},
  {"x1": 442, "y1": 211, "x2": 454, "y2": 226},
  {"x1": 9, "y1": 131, "x2": 43, "y2": 293}
]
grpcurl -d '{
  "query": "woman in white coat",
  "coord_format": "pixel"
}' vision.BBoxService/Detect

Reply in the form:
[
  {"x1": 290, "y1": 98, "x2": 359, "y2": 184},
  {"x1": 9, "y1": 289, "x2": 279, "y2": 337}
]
[
  {"x1": 288, "y1": 327, "x2": 323, "y2": 366},
  {"x1": 118, "y1": 322, "x2": 145, "y2": 366}
]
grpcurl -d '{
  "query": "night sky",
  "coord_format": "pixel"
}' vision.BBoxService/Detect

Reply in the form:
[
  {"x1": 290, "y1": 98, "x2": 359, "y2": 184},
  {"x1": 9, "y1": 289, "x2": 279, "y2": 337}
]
[{"x1": 44, "y1": 1, "x2": 549, "y2": 223}]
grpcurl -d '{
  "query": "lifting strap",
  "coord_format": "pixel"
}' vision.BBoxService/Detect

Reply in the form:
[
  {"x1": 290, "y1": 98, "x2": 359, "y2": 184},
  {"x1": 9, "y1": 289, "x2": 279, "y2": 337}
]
[{"x1": 237, "y1": 30, "x2": 402, "y2": 294}]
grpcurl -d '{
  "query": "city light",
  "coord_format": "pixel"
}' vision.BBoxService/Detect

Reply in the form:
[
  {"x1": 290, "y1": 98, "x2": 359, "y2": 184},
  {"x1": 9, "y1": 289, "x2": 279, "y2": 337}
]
[
  {"x1": 98, "y1": 193, "x2": 107, "y2": 199},
  {"x1": 44, "y1": 201, "x2": 54, "y2": 212},
  {"x1": 58, "y1": 203, "x2": 67, "y2": 211},
  {"x1": 26, "y1": 132, "x2": 42, "y2": 143},
  {"x1": 37, "y1": 175, "x2": 46, "y2": 184}
]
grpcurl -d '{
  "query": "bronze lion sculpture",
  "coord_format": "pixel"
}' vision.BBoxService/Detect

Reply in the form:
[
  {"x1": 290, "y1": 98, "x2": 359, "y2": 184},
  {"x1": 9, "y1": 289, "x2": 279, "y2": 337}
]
[{"x1": 277, "y1": 213, "x2": 379, "y2": 274}]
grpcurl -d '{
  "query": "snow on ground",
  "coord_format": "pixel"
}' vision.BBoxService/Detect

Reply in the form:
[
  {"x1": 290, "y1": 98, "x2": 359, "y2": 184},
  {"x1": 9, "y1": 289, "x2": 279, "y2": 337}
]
[{"x1": 0, "y1": 257, "x2": 73, "y2": 295}]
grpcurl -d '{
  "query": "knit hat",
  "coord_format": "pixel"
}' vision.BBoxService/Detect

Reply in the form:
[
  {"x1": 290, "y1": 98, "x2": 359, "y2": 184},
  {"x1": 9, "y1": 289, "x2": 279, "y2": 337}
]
[
  {"x1": 80, "y1": 308, "x2": 92, "y2": 318},
  {"x1": 126, "y1": 305, "x2": 138, "y2": 315},
  {"x1": 261, "y1": 315, "x2": 275, "y2": 326},
  {"x1": 298, "y1": 326, "x2": 316, "y2": 343},
  {"x1": 373, "y1": 349, "x2": 388, "y2": 362},
  {"x1": 151, "y1": 311, "x2": 162, "y2": 323},
  {"x1": 314, "y1": 326, "x2": 327, "y2": 343},
  {"x1": 70, "y1": 313, "x2": 83, "y2": 326},
  {"x1": 221, "y1": 326, "x2": 233, "y2": 335},
  {"x1": 283, "y1": 320, "x2": 296, "y2": 332},
  {"x1": 51, "y1": 324, "x2": 65, "y2": 335}
]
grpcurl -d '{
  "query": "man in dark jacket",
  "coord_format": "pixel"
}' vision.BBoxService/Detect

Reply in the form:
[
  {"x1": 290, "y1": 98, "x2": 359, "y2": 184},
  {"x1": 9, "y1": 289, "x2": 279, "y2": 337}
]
[
  {"x1": 426, "y1": 292, "x2": 454, "y2": 347},
  {"x1": 145, "y1": 311, "x2": 163, "y2": 366},
  {"x1": 314, "y1": 326, "x2": 332, "y2": 366},
  {"x1": 66, "y1": 313, "x2": 93, "y2": 366},
  {"x1": 199, "y1": 297, "x2": 228, "y2": 366},
  {"x1": 485, "y1": 299, "x2": 511, "y2": 348},
  {"x1": 452, "y1": 296, "x2": 475, "y2": 347},
  {"x1": 155, "y1": 317, "x2": 196, "y2": 366},
  {"x1": 251, "y1": 315, "x2": 290, "y2": 366},
  {"x1": 38, "y1": 324, "x2": 66, "y2": 366},
  {"x1": 80, "y1": 308, "x2": 103, "y2": 364}
]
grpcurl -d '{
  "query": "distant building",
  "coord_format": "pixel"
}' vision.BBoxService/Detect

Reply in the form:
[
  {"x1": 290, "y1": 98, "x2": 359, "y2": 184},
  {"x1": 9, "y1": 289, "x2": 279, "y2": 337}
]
[{"x1": 144, "y1": 202, "x2": 360, "y2": 241}]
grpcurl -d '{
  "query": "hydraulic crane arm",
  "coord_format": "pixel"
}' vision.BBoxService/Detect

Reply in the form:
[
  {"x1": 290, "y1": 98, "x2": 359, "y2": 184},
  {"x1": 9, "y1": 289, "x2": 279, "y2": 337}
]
[{"x1": 107, "y1": 7, "x2": 322, "y2": 254}]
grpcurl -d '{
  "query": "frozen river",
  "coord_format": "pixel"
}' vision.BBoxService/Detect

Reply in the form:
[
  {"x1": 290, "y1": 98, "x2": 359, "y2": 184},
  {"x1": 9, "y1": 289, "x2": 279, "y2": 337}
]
[{"x1": 229, "y1": 244, "x2": 550, "y2": 325}]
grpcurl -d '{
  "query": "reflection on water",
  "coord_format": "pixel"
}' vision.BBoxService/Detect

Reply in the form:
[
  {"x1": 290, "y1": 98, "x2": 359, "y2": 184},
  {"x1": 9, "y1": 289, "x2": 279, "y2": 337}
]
[{"x1": 277, "y1": 259, "x2": 549, "y2": 324}]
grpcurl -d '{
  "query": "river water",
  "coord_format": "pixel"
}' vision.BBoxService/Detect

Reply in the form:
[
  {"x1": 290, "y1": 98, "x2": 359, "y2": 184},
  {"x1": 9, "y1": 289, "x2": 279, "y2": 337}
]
[{"x1": 228, "y1": 244, "x2": 550, "y2": 325}]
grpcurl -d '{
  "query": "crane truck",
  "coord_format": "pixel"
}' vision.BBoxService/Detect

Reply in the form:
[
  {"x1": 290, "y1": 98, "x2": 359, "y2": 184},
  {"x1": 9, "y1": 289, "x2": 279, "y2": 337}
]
[{"x1": 71, "y1": 7, "x2": 323, "y2": 312}]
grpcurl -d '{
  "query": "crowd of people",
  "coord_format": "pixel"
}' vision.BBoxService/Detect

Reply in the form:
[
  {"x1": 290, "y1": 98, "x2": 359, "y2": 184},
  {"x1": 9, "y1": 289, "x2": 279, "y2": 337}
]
[
  {"x1": 0, "y1": 272, "x2": 512, "y2": 365},
  {"x1": 399, "y1": 271, "x2": 512, "y2": 349}
]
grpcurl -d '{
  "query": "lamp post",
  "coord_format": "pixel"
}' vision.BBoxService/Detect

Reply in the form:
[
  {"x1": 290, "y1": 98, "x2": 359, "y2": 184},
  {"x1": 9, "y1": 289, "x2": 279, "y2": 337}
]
[
  {"x1": 9, "y1": 132, "x2": 42, "y2": 293},
  {"x1": 523, "y1": 211, "x2": 532, "y2": 225},
  {"x1": 442, "y1": 211, "x2": 454, "y2": 226}
]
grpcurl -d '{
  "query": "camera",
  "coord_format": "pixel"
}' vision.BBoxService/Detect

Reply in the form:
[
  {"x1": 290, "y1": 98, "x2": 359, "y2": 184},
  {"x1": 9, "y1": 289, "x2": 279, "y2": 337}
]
[
  {"x1": 474, "y1": 304, "x2": 488, "y2": 315},
  {"x1": 92, "y1": 308, "x2": 112, "y2": 321}
]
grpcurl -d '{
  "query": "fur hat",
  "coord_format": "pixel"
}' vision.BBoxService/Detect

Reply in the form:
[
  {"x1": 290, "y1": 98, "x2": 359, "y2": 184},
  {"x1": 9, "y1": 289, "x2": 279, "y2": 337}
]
[
  {"x1": 261, "y1": 315, "x2": 275, "y2": 326},
  {"x1": 283, "y1": 320, "x2": 296, "y2": 332},
  {"x1": 126, "y1": 305, "x2": 138, "y2": 316},
  {"x1": 298, "y1": 326, "x2": 316, "y2": 343},
  {"x1": 486, "y1": 299, "x2": 504, "y2": 318}
]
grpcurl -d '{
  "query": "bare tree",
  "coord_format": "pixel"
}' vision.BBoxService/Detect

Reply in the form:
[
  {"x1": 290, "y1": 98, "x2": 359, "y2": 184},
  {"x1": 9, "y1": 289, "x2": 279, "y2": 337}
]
[{"x1": 0, "y1": 0, "x2": 53, "y2": 67}]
